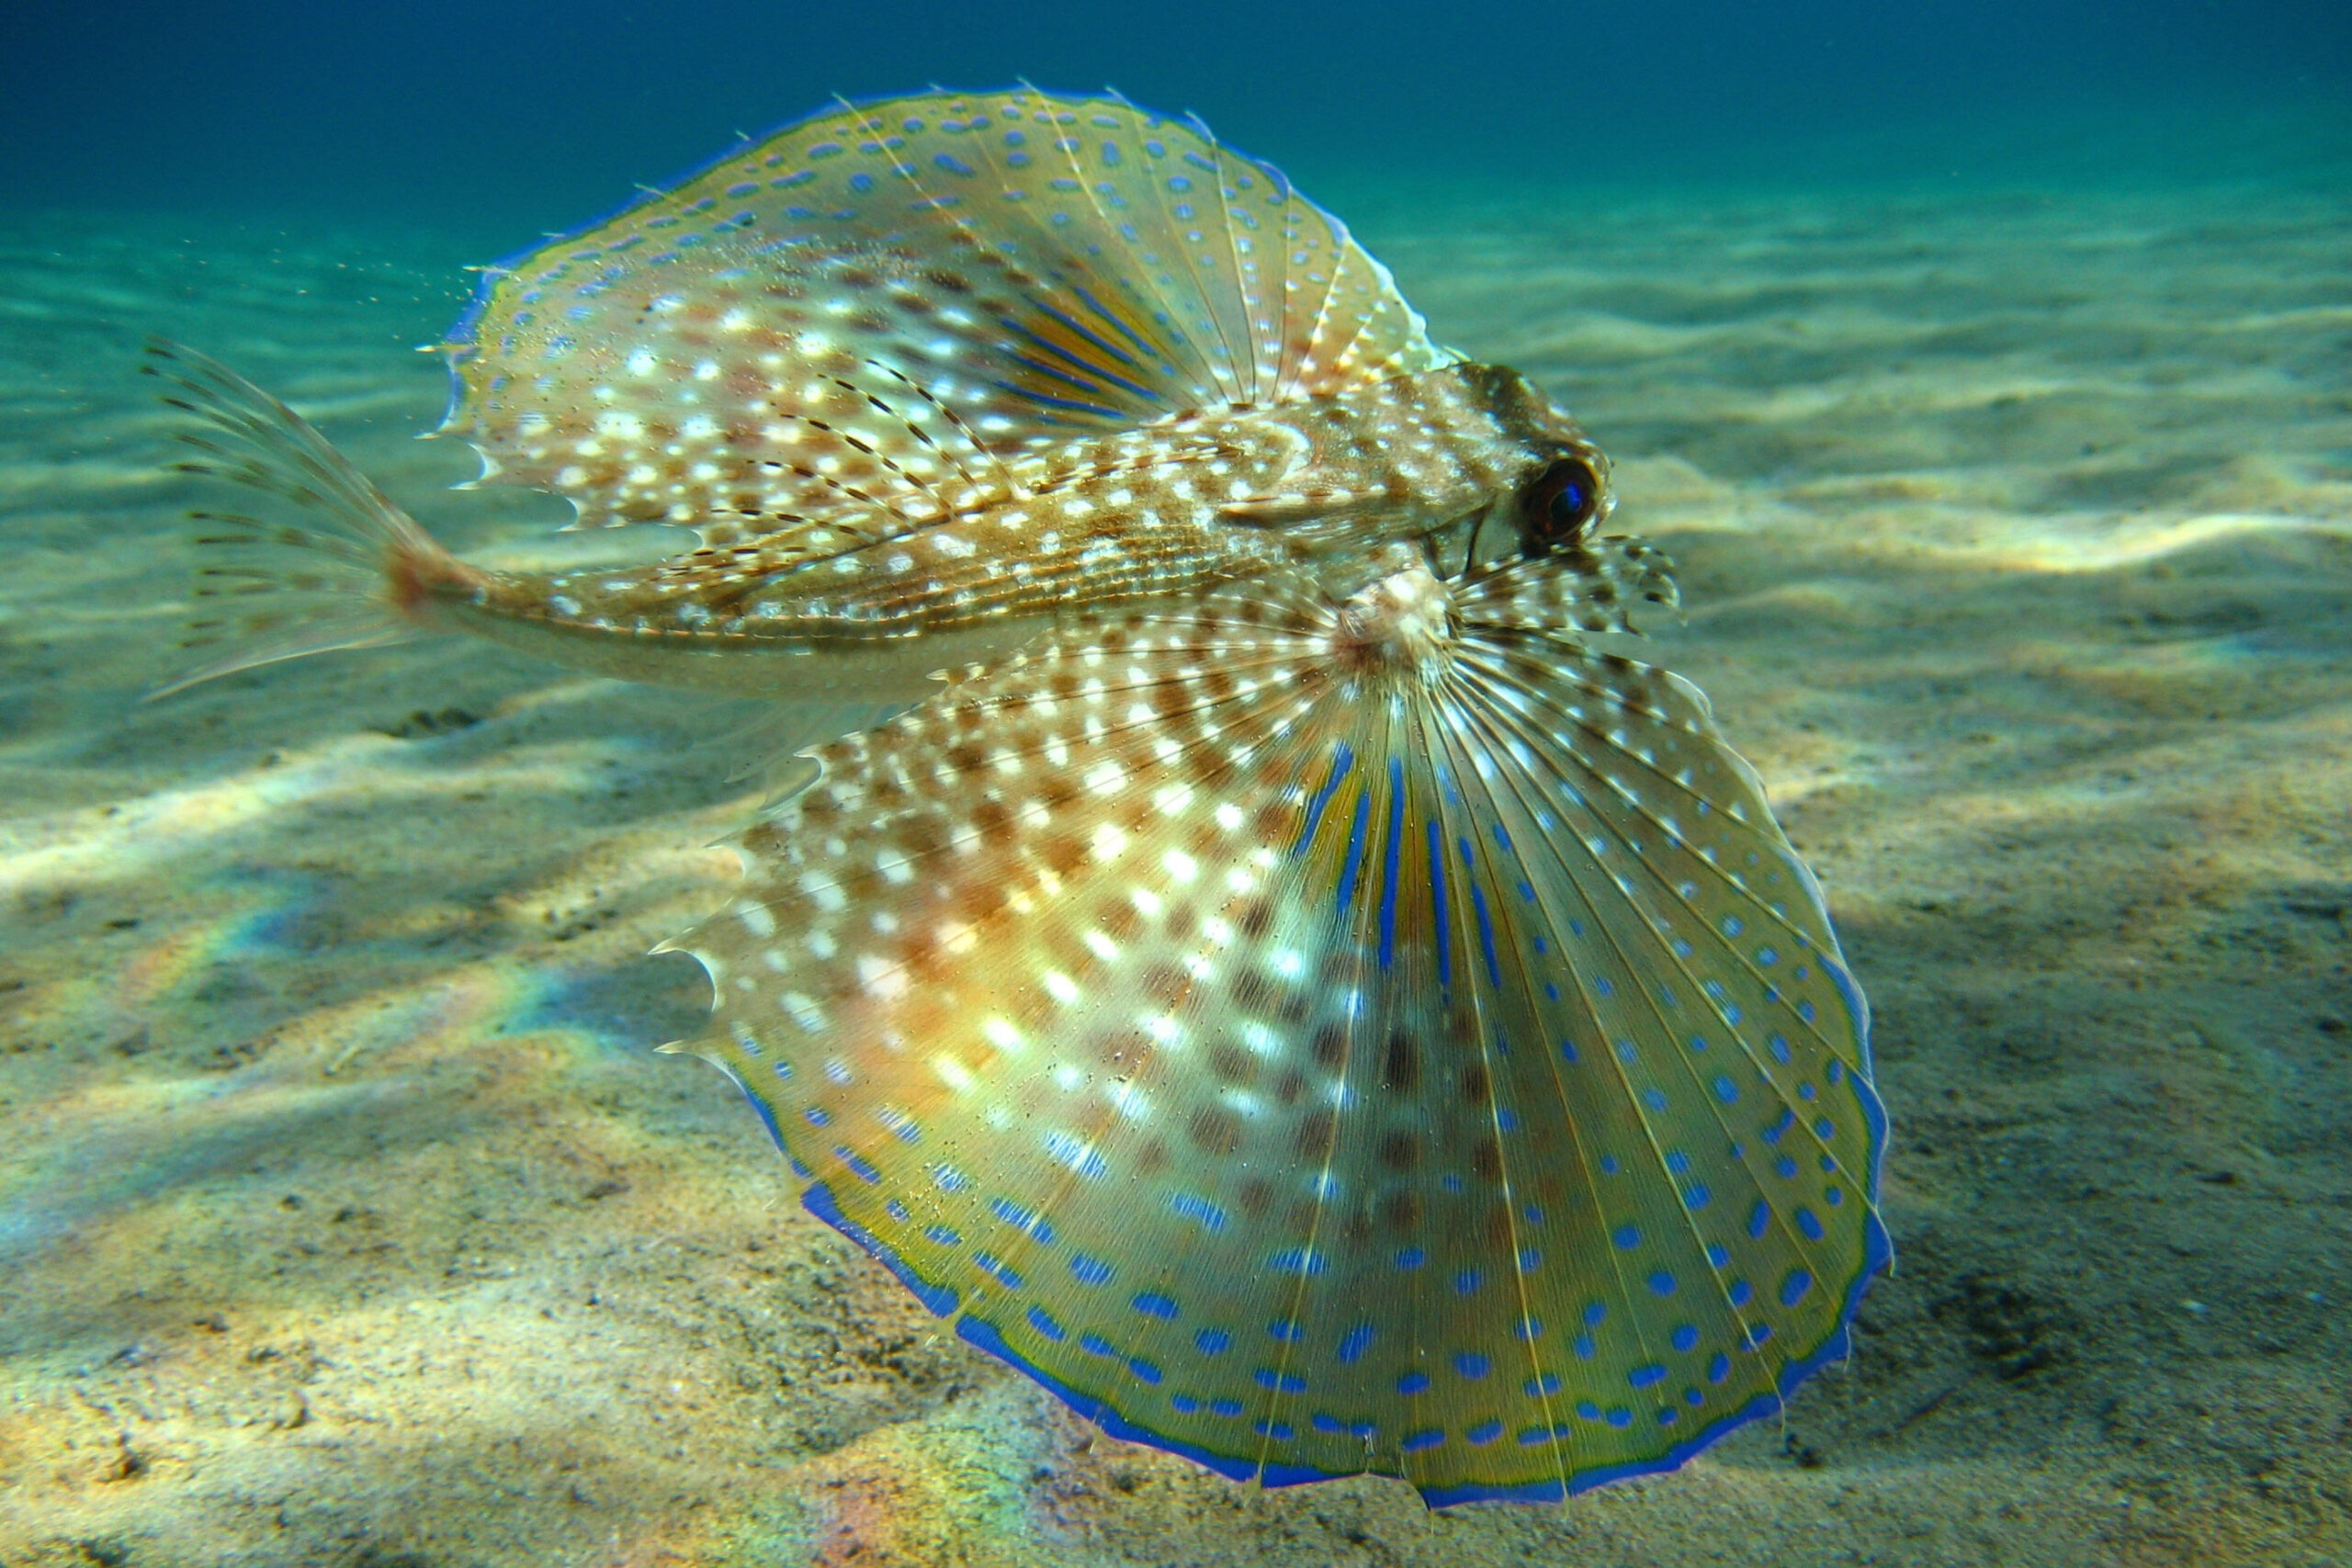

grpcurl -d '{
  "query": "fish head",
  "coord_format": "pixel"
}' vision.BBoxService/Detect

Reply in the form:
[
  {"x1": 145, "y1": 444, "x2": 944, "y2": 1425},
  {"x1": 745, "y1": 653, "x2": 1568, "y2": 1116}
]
[
  {"x1": 1251, "y1": 364, "x2": 1619, "y2": 580},
  {"x1": 1436, "y1": 362, "x2": 1617, "y2": 569}
]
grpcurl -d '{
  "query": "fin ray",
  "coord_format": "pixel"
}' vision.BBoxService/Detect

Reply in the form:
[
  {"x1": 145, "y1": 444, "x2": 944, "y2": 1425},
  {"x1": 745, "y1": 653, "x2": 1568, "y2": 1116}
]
[
  {"x1": 142, "y1": 341, "x2": 454, "y2": 697},
  {"x1": 675, "y1": 556, "x2": 1885, "y2": 1502},
  {"x1": 443, "y1": 88, "x2": 1447, "y2": 546}
]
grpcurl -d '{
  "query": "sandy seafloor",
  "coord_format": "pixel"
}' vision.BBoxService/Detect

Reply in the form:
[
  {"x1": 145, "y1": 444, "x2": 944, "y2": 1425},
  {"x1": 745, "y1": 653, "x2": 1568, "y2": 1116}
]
[{"x1": 2, "y1": 159, "x2": 2349, "y2": 1568}]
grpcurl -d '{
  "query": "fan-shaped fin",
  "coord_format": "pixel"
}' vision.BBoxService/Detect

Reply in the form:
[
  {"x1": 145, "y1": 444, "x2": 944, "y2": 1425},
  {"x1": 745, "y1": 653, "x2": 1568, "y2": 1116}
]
[
  {"x1": 441, "y1": 88, "x2": 1449, "y2": 547},
  {"x1": 670, "y1": 549, "x2": 1886, "y2": 1503}
]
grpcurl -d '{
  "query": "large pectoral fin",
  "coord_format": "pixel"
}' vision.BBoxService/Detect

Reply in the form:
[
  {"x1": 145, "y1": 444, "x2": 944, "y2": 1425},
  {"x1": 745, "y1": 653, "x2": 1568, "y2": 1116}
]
[{"x1": 669, "y1": 556, "x2": 1886, "y2": 1503}]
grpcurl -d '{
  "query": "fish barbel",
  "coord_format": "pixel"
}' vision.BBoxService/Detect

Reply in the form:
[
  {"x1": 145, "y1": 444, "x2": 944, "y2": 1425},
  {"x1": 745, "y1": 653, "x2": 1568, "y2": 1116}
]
[{"x1": 153, "y1": 87, "x2": 1888, "y2": 1506}]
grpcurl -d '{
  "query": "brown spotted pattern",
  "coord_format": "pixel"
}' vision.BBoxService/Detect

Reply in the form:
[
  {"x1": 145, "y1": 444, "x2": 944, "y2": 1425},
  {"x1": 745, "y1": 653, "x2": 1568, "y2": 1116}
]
[
  {"x1": 488, "y1": 372, "x2": 1570, "y2": 662},
  {"x1": 673, "y1": 553, "x2": 1886, "y2": 1502},
  {"x1": 443, "y1": 89, "x2": 1455, "y2": 546}
]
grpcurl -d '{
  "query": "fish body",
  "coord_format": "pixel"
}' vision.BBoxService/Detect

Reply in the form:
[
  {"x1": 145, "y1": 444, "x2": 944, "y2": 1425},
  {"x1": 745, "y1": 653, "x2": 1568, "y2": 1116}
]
[
  {"x1": 404, "y1": 365, "x2": 1596, "y2": 700},
  {"x1": 155, "y1": 87, "x2": 1887, "y2": 1506}
]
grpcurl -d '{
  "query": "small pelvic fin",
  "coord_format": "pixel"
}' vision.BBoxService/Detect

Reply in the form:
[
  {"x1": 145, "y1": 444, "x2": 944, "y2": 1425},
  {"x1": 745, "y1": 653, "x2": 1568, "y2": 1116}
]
[{"x1": 142, "y1": 340, "x2": 464, "y2": 698}]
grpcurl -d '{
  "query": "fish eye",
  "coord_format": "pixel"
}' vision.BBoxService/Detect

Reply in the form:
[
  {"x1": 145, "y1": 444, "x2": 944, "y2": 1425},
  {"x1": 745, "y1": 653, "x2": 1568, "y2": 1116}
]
[{"x1": 1520, "y1": 457, "x2": 1602, "y2": 553}]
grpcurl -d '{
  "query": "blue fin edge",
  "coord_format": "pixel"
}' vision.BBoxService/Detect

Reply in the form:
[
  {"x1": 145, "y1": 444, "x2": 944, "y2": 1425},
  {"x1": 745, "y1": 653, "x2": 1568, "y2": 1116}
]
[{"x1": 706, "y1": 917, "x2": 1894, "y2": 1508}]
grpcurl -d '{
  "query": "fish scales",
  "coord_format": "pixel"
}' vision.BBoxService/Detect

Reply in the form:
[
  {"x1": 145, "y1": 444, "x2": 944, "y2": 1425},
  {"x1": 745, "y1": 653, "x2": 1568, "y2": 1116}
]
[
  {"x1": 514, "y1": 375, "x2": 1544, "y2": 654},
  {"x1": 151, "y1": 85, "x2": 1889, "y2": 1505}
]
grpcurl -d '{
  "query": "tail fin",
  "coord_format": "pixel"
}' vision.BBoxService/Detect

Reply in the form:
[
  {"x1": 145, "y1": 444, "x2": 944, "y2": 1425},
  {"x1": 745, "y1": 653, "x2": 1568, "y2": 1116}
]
[{"x1": 141, "y1": 340, "x2": 458, "y2": 698}]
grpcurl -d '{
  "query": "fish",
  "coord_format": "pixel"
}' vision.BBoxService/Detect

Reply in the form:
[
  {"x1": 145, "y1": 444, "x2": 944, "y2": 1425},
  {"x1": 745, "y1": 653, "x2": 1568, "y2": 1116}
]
[{"x1": 151, "y1": 86, "x2": 1890, "y2": 1506}]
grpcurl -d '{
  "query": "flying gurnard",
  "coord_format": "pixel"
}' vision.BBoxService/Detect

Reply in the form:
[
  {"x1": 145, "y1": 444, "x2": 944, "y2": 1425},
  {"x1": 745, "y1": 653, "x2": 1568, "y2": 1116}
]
[{"x1": 151, "y1": 86, "x2": 1889, "y2": 1506}]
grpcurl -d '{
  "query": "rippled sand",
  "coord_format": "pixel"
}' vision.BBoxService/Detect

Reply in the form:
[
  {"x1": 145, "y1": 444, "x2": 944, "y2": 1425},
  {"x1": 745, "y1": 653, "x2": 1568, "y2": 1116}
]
[{"x1": 3, "y1": 170, "x2": 2348, "y2": 1565}]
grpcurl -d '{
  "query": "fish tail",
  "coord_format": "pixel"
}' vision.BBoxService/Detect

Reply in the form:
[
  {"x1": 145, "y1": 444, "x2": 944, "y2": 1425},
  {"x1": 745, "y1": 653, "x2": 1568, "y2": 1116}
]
[{"x1": 141, "y1": 340, "x2": 477, "y2": 698}]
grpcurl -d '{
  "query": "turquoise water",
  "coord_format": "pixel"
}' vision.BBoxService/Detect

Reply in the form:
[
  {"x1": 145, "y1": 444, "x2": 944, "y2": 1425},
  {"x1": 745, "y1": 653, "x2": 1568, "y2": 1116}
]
[{"x1": 2, "y1": 17, "x2": 2348, "y2": 1562}]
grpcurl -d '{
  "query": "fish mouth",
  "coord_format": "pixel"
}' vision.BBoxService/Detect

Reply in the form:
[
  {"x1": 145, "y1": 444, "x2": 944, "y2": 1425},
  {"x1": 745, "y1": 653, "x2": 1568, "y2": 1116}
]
[{"x1": 1443, "y1": 499, "x2": 1514, "y2": 578}]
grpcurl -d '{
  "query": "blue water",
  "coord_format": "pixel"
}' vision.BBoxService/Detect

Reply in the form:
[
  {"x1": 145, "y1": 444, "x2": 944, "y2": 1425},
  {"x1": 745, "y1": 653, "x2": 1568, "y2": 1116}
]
[{"x1": 6, "y1": 0, "x2": 2348, "y2": 222}]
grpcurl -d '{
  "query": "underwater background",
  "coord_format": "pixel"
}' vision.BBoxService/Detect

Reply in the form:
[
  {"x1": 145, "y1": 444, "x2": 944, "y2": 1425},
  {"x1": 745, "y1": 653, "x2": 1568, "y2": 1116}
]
[{"x1": 4, "y1": 2, "x2": 2350, "y2": 1564}]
